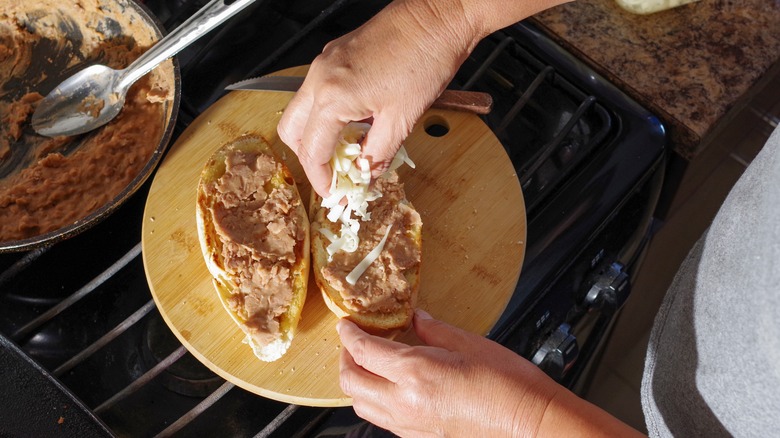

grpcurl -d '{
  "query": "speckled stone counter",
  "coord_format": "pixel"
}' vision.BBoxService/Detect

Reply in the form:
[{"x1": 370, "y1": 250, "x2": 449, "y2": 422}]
[{"x1": 531, "y1": 0, "x2": 780, "y2": 160}]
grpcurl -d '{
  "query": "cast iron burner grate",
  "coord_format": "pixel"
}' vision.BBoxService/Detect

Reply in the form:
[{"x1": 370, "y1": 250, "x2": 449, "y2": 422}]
[{"x1": 453, "y1": 34, "x2": 612, "y2": 214}]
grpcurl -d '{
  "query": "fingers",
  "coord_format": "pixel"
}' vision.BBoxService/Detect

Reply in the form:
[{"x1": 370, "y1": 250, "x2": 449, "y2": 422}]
[
  {"x1": 342, "y1": 348, "x2": 420, "y2": 437},
  {"x1": 337, "y1": 318, "x2": 410, "y2": 383},
  {"x1": 277, "y1": 63, "x2": 424, "y2": 195},
  {"x1": 337, "y1": 320, "x2": 405, "y2": 427},
  {"x1": 339, "y1": 343, "x2": 388, "y2": 396},
  {"x1": 277, "y1": 86, "x2": 313, "y2": 155},
  {"x1": 300, "y1": 106, "x2": 350, "y2": 197},
  {"x1": 278, "y1": 82, "x2": 341, "y2": 198},
  {"x1": 360, "y1": 112, "x2": 413, "y2": 177},
  {"x1": 413, "y1": 309, "x2": 481, "y2": 352}
]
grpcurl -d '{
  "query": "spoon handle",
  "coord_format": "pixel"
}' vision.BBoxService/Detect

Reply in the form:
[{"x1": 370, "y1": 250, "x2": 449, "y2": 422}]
[{"x1": 119, "y1": 0, "x2": 256, "y2": 88}]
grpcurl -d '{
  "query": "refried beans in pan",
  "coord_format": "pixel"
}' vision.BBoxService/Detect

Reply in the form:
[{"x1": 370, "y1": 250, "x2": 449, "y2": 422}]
[{"x1": 0, "y1": 0, "x2": 177, "y2": 248}]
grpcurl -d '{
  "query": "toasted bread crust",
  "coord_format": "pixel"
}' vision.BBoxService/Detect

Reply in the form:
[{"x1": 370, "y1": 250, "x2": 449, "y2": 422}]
[
  {"x1": 310, "y1": 182, "x2": 421, "y2": 336},
  {"x1": 196, "y1": 135, "x2": 309, "y2": 361}
]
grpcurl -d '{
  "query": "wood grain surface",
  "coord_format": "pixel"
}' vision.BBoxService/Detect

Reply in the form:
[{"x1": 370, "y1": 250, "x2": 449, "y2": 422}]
[{"x1": 142, "y1": 66, "x2": 526, "y2": 407}]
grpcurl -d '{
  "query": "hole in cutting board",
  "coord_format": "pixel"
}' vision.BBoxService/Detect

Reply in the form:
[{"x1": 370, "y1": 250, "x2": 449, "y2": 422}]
[{"x1": 423, "y1": 115, "x2": 450, "y2": 137}]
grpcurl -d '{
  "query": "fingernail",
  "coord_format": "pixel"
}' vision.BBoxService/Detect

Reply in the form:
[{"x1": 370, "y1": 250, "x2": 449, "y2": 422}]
[
  {"x1": 415, "y1": 309, "x2": 432, "y2": 320},
  {"x1": 336, "y1": 319, "x2": 344, "y2": 334}
]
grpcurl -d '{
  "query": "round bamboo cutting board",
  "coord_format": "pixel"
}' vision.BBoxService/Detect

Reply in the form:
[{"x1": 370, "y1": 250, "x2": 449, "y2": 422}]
[{"x1": 142, "y1": 66, "x2": 526, "y2": 407}]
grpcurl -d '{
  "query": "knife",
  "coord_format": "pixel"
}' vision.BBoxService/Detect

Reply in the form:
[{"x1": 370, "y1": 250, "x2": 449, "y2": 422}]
[{"x1": 226, "y1": 76, "x2": 493, "y2": 115}]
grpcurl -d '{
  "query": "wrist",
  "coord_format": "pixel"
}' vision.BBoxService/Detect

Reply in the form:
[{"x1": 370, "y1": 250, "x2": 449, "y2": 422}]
[
  {"x1": 393, "y1": 0, "x2": 575, "y2": 55},
  {"x1": 536, "y1": 386, "x2": 644, "y2": 437},
  {"x1": 458, "y1": 0, "x2": 575, "y2": 39},
  {"x1": 507, "y1": 376, "x2": 562, "y2": 437}
]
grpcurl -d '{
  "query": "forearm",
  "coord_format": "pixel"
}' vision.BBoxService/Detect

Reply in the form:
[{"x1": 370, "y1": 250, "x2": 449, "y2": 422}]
[
  {"x1": 383, "y1": 0, "x2": 571, "y2": 88},
  {"x1": 536, "y1": 387, "x2": 646, "y2": 437},
  {"x1": 398, "y1": 0, "x2": 572, "y2": 47}
]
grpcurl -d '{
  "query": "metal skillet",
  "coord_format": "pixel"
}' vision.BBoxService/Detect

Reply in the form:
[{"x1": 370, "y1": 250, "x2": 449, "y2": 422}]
[{"x1": 0, "y1": 0, "x2": 180, "y2": 252}]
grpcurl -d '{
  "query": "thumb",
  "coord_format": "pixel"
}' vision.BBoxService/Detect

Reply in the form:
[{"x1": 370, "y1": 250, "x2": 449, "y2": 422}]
[
  {"x1": 413, "y1": 309, "x2": 482, "y2": 353},
  {"x1": 360, "y1": 112, "x2": 416, "y2": 177}
]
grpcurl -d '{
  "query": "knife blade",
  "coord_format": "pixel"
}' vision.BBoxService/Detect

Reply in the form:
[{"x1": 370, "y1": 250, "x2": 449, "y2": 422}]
[{"x1": 225, "y1": 76, "x2": 493, "y2": 115}]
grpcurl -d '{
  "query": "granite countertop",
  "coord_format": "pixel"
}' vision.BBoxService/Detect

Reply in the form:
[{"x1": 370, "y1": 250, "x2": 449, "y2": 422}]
[{"x1": 530, "y1": 0, "x2": 780, "y2": 160}]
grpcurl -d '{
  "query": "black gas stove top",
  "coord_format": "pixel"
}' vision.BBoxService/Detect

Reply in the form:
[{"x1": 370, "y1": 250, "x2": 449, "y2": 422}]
[{"x1": 0, "y1": 0, "x2": 665, "y2": 436}]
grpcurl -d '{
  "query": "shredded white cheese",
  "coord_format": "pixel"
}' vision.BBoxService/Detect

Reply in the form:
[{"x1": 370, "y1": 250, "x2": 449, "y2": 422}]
[
  {"x1": 319, "y1": 122, "x2": 415, "y2": 282},
  {"x1": 346, "y1": 225, "x2": 392, "y2": 286}
]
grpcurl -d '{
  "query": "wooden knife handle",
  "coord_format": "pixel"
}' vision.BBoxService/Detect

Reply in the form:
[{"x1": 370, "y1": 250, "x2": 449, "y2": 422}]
[{"x1": 431, "y1": 90, "x2": 493, "y2": 115}]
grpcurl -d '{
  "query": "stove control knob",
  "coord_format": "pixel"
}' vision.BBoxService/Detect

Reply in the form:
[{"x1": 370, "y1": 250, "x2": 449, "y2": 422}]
[
  {"x1": 531, "y1": 323, "x2": 579, "y2": 380},
  {"x1": 584, "y1": 262, "x2": 630, "y2": 315}
]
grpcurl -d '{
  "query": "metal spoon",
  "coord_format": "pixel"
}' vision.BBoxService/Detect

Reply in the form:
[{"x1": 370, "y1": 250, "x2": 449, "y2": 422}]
[{"x1": 32, "y1": 0, "x2": 256, "y2": 138}]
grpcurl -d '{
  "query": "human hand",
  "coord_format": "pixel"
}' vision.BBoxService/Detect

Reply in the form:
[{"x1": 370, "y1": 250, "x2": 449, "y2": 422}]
[
  {"x1": 277, "y1": 0, "x2": 481, "y2": 197},
  {"x1": 336, "y1": 309, "x2": 560, "y2": 437}
]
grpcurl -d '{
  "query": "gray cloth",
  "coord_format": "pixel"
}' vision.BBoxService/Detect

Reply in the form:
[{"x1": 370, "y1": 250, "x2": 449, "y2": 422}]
[{"x1": 641, "y1": 125, "x2": 780, "y2": 437}]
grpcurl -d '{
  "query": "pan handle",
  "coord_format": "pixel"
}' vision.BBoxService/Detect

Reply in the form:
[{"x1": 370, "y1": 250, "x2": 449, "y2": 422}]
[{"x1": 121, "y1": 0, "x2": 257, "y2": 87}]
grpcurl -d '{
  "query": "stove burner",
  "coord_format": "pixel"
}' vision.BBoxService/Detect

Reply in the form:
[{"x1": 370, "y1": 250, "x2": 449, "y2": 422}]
[{"x1": 142, "y1": 313, "x2": 223, "y2": 397}]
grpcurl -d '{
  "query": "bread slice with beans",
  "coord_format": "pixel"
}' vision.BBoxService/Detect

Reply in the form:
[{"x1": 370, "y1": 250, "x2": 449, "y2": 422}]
[
  {"x1": 196, "y1": 135, "x2": 309, "y2": 361},
  {"x1": 310, "y1": 182, "x2": 422, "y2": 335},
  {"x1": 309, "y1": 120, "x2": 422, "y2": 336}
]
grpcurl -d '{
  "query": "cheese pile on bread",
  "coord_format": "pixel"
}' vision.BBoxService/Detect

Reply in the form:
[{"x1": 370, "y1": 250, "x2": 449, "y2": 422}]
[
  {"x1": 310, "y1": 122, "x2": 422, "y2": 335},
  {"x1": 195, "y1": 135, "x2": 309, "y2": 362}
]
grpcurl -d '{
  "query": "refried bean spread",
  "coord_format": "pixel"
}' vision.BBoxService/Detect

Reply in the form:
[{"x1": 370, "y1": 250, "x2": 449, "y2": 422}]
[
  {"x1": 322, "y1": 173, "x2": 422, "y2": 314},
  {"x1": 203, "y1": 150, "x2": 305, "y2": 345},
  {"x1": 0, "y1": 0, "x2": 174, "y2": 244}
]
